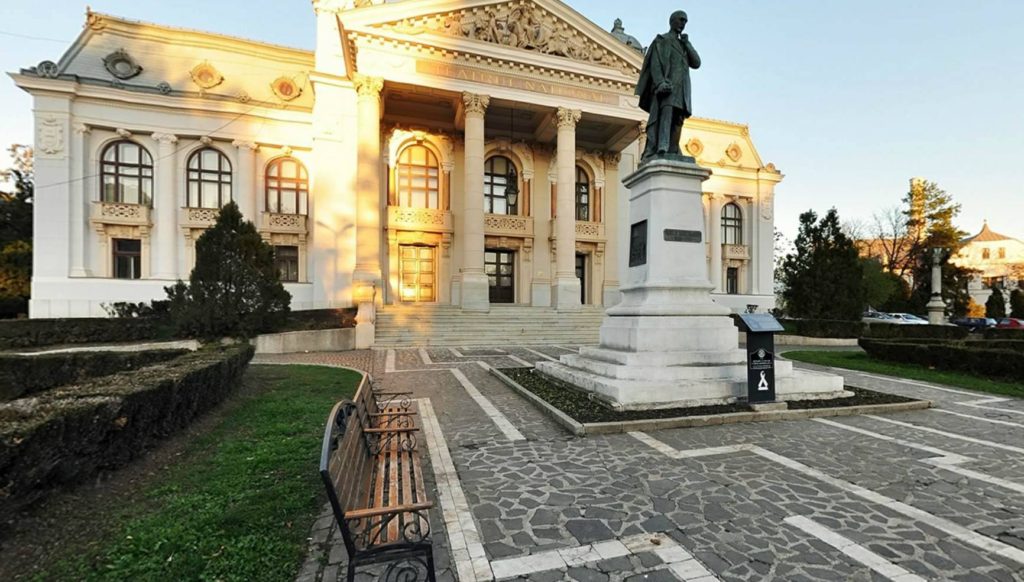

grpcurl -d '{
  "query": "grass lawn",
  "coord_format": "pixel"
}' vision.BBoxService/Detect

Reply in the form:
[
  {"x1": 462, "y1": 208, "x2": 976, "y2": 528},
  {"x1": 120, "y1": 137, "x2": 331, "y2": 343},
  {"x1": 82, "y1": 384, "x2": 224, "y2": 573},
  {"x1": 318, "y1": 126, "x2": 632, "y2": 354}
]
[
  {"x1": 38, "y1": 364, "x2": 361, "y2": 582},
  {"x1": 785, "y1": 350, "x2": 1024, "y2": 399}
]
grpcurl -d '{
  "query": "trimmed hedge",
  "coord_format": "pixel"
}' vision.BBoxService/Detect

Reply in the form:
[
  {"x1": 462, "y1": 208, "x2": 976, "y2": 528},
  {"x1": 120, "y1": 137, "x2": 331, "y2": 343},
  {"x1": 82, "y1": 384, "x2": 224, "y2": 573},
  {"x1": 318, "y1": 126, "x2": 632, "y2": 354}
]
[
  {"x1": 0, "y1": 344, "x2": 254, "y2": 522},
  {"x1": 859, "y1": 338, "x2": 1024, "y2": 382},
  {"x1": 862, "y1": 323, "x2": 968, "y2": 340},
  {"x1": 0, "y1": 318, "x2": 172, "y2": 350},
  {"x1": 779, "y1": 319, "x2": 863, "y2": 339},
  {"x1": 0, "y1": 349, "x2": 189, "y2": 402},
  {"x1": 984, "y1": 328, "x2": 1024, "y2": 341},
  {"x1": 277, "y1": 308, "x2": 357, "y2": 333}
]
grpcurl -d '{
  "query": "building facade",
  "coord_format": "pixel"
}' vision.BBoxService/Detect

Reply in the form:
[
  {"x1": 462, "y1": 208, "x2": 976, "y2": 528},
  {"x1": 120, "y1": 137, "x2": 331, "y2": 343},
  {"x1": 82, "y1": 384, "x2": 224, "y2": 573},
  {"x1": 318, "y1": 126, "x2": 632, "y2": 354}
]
[
  {"x1": 952, "y1": 222, "x2": 1024, "y2": 305},
  {"x1": 12, "y1": 0, "x2": 781, "y2": 319}
]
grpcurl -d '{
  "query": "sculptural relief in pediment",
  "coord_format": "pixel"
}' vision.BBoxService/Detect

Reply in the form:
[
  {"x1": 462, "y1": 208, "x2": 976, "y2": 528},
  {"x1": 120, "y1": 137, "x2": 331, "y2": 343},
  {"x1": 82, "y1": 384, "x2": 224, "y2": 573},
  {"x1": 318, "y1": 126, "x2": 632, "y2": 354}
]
[{"x1": 372, "y1": 2, "x2": 638, "y2": 75}]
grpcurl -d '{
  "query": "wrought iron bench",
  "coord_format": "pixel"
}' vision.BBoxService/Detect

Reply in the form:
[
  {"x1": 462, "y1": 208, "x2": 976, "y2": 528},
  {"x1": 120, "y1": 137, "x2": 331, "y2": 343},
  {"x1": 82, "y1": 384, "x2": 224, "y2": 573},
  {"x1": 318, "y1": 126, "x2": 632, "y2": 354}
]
[{"x1": 319, "y1": 378, "x2": 436, "y2": 582}]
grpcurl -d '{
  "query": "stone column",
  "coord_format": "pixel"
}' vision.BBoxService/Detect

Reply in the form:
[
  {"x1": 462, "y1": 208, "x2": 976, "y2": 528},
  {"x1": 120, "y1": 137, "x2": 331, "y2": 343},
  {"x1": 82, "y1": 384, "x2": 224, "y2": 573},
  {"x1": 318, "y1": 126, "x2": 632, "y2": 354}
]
[
  {"x1": 353, "y1": 74, "x2": 384, "y2": 295},
  {"x1": 354, "y1": 74, "x2": 384, "y2": 346},
  {"x1": 152, "y1": 133, "x2": 179, "y2": 280},
  {"x1": 232, "y1": 140, "x2": 258, "y2": 221},
  {"x1": 553, "y1": 108, "x2": 582, "y2": 311},
  {"x1": 70, "y1": 123, "x2": 90, "y2": 277},
  {"x1": 708, "y1": 193, "x2": 723, "y2": 292},
  {"x1": 460, "y1": 92, "x2": 490, "y2": 312},
  {"x1": 927, "y1": 248, "x2": 947, "y2": 324}
]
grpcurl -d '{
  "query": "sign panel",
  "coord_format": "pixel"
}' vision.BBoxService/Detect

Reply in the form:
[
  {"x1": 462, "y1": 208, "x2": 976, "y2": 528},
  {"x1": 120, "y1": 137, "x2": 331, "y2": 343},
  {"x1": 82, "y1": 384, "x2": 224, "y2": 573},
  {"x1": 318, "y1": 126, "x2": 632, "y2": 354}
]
[
  {"x1": 747, "y1": 346, "x2": 776, "y2": 404},
  {"x1": 737, "y1": 313, "x2": 785, "y2": 333},
  {"x1": 629, "y1": 220, "x2": 648, "y2": 267},
  {"x1": 663, "y1": 229, "x2": 702, "y2": 243}
]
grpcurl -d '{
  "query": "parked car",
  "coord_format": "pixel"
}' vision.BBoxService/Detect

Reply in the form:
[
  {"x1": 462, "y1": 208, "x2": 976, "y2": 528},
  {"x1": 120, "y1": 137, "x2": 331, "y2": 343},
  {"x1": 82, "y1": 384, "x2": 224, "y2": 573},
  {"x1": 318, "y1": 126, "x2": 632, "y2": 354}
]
[
  {"x1": 951, "y1": 317, "x2": 997, "y2": 333},
  {"x1": 862, "y1": 311, "x2": 897, "y2": 324},
  {"x1": 996, "y1": 318, "x2": 1024, "y2": 329},
  {"x1": 887, "y1": 313, "x2": 930, "y2": 325}
]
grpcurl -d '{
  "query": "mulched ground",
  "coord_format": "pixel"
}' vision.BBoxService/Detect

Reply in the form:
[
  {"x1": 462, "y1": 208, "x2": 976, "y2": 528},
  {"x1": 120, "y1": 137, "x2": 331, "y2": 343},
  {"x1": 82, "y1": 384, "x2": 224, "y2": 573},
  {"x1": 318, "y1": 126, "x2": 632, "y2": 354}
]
[{"x1": 498, "y1": 367, "x2": 918, "y2": 424}]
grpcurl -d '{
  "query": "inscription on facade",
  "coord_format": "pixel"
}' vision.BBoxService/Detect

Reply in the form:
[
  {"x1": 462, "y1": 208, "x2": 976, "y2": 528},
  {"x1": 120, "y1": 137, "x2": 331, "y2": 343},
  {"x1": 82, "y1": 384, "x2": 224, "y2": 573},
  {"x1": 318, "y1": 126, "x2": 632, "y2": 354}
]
[
  {"x1": 629, "y1": 220, "x2": 647, "y2": 267},
  {"x1": 664, "y1": 229, "x2": 702, "y2": 243},
  {"x1": 416, "y1": 61, "x2": 620, "y2": 105}
]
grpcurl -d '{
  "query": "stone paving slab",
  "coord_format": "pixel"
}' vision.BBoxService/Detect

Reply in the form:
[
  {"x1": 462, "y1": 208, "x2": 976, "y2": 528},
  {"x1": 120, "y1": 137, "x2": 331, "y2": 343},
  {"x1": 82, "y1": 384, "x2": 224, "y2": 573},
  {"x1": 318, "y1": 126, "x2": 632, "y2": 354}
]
[{"x1": 280, "y1": 347, "x2": 1024, "y2": 582}]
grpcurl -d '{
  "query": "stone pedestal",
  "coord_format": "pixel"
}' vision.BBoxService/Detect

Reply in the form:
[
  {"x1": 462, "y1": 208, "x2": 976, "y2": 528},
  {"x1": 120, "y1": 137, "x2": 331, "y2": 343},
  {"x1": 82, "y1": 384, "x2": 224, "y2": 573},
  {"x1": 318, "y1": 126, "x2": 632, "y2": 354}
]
[
  {"x1": 927, "y1": 254, "x2": 946, "y2": 325},
  {"x1": 537, "y1": 159, "x2": 846, "y2": 410}
]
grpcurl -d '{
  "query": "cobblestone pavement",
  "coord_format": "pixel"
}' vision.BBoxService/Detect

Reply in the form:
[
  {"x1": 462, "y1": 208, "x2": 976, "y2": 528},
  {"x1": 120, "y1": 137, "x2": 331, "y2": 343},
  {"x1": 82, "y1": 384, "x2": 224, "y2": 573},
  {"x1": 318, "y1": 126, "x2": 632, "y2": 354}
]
[{"x1": 257, "y1": 347, "x2": 1024, "y2": 582}]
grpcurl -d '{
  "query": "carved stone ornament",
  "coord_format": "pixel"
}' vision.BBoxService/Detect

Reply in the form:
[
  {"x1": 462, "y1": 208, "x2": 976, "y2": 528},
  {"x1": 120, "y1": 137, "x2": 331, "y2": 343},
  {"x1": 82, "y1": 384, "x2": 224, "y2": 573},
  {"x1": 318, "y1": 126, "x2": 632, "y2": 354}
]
[
  {"x1": 86, "y1": 11, "x2": 106, "y2": 31},
  {"x1": 36, "y1": 61, "x2": 59, "y2": 79},
  {"x1": 555, "y1": 108, "x2": 581, "y2": 130},
  {"x1": 271, "y1": 76, "x2": 302, "y2": 101},
  {"x1": 760, "y1": 193, "x2": 774, "y2": 222},
  {"x1": 462, "y1": 92, "x2": 490, "y2": 116},
  {"x1": 685, "y1": 138, "x2": 704, "y2": 157},
  {"x1": 726, "y1": 142, "x2": 743, "y2": 163},
  {"x1": 236, "y1": 91, "x2": 251, "y2": 103},
  {"x1": 353, "y1": 74, "x2": 384, "y2": 99},
  {"x1": 190, "y1": 61, "x2": 224, "y2": 90},
  {"x1": 103, "y1": 49, "x2": 143, "y2": 80},
  {"x1": 375, "y1": 2, "x2": 637, "y2": 74},
  {"x1": 38, "y1": 117, "x2": 64, "y2": 156},
  {"x1": 156, "y1": 81, "x2": 172, "y2": 95}
]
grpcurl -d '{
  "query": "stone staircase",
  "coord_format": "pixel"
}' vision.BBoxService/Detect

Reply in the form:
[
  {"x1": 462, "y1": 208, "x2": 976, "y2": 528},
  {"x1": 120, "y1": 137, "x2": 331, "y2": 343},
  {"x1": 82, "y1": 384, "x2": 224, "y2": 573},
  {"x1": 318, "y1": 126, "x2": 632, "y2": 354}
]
[{"x1": 374, "y1": 304, "x2": 606, "y2": 347}]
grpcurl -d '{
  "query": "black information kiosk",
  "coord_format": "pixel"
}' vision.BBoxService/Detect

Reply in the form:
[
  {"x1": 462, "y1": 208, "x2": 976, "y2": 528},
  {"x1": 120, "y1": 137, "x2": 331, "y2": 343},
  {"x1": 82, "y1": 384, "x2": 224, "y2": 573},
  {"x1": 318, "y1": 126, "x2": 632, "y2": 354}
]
[{"x1": 736, "y1": 314, "x2": 785, "y2": 404}]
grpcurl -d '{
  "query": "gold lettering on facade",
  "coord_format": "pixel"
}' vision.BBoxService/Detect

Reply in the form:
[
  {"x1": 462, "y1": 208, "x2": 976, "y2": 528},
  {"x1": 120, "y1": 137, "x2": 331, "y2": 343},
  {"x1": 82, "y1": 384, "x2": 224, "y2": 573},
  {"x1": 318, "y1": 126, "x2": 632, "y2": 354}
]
[{"x1": 417, "y1": 61, "x2": 620, "y2": 106}]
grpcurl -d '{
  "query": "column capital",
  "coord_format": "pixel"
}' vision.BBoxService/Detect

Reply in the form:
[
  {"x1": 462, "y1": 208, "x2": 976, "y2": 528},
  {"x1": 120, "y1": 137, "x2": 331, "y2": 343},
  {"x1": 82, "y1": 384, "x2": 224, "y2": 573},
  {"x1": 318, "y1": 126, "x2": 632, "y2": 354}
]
[
  {"x1": 353, "y1": 74, "x2": 384, "y2": 100},
  {"x1": 232, "y1": 139, "x2": 259, "y2": 151},
  {"x1": 556, "y1": 108, "x2": 581, "y2": 130},
  {"x1": 602, "y1": 151, "x2": 621, "y2": 168},
  {"x1": 73, "y1": 123, "x2": 91, "y2": 135},
  {"x1": 151, "y1": 132, "x2": 178, "y2": 145},
  {"x1": 462, "y1": 92, "x2": 490, "y2": 117}
]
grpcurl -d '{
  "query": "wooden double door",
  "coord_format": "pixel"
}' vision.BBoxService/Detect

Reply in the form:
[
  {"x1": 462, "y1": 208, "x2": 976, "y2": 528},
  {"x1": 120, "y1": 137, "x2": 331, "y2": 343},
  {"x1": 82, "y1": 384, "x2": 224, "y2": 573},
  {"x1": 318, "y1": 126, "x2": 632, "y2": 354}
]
[{"x1": 485, "y1": 249, "x2": 515, "y2": 304}]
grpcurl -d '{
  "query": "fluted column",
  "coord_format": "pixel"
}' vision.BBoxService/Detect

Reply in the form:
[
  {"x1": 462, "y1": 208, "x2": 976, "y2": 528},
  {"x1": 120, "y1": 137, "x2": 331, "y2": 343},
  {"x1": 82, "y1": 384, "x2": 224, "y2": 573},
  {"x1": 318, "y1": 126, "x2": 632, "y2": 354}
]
[
  {"x1": 152, "y1": 133, "x2": 179, "y2": 279},
  {"x1": 553, "y1": 108, "x2": 582, "y2": 311},
  {"x1": 460, "y1": 92, "x2": 490, "y2": 311},
  {"x1": 232, "y1": 140, "x2": 258, "y2": 220},
  {"x1": 70, "y1": 123, "x2": 90, "y2": 277},
  {"x1": 708, "y1": 193, "x2": 723, "y2": 292},
  {"x1": 354, "y1": 74, "x2": 384, "y2": 298}
]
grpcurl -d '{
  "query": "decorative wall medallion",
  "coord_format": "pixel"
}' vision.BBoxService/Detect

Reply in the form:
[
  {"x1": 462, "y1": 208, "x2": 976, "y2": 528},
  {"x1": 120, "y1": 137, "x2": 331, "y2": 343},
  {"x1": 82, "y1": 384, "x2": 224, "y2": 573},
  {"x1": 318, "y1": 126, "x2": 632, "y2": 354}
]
[
  {"x1": 236, "y1": 91, "x2": 251, "y2": 103},
  {"x1": 190, "y1": 61, "x2": 224, "y2": 90},
  {"x1": 36, "y1": 61, "x2": 59, "y2": 79},
  {"x1": 271, "y1": 76, "x2": 301, "y2": 101},
  {"x1": 38, "y1": 117, "x2": 64, "y2": 156},
  {"x1": 685, "y1": 138, "x2": 704, "y2": 157},
  {"x1": 726, "y1": 142, "x2": 743, "y2": 162},
  {"x1": 103, "y1": 49, "x2": 143, "y2": 80},
  {"x1": 760, "y1": 193, "x2": 774, "y2": 222},
  {"x1": 156, "y1": 82, "x2": 172, "y2": 95}
]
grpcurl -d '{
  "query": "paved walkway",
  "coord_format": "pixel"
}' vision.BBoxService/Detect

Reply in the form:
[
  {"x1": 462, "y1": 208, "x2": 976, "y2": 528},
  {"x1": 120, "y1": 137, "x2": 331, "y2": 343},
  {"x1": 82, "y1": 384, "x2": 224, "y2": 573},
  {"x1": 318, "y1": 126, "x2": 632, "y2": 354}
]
[{"x1": 256, "y1": 347, "x2": 1024, "y2": 582}]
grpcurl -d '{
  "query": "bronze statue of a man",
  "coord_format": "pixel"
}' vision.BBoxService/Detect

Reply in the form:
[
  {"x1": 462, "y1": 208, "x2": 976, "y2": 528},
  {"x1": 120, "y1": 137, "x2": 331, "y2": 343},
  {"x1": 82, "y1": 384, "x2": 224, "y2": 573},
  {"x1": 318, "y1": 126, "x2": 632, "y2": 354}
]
[{"x1": 636, "y1": 10, "x2": 701, "y2": 162}]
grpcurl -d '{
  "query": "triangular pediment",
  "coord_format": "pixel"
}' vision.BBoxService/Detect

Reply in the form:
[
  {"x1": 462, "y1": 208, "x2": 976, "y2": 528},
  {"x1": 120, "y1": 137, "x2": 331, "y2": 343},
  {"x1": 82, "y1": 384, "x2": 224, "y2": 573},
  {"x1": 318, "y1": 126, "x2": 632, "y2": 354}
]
[{"x1": 350, "y1": 0, "x2": 641, "y2": 76}]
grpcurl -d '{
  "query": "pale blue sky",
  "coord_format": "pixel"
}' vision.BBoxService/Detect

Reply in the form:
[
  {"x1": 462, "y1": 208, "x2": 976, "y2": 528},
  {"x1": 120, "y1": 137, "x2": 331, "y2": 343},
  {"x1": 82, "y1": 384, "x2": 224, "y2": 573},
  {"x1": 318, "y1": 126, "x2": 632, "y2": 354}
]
[{"x1": 1, "y1": 1, "x2": 1022, "y2": 240}]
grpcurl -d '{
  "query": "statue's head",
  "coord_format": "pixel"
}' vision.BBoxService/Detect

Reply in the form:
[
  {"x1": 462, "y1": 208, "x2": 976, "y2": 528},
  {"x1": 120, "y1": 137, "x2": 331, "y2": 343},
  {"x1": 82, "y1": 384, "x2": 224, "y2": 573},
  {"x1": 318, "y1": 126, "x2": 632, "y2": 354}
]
[{"x1": 670, "y1": 10, "x2": 688, "y2": 33}]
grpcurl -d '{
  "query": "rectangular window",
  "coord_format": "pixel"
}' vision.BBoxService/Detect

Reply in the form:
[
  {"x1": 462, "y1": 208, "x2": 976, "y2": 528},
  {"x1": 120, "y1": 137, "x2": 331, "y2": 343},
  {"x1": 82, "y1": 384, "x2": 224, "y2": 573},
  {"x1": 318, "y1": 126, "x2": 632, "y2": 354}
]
[
  {"x1": 726, "y1": 267, "x2": 739, "y2": 295},
  {"x1": 999, "y1": 248, "x2": 1006, "y2": 259},
  {"x1": 983, "y1": 248, "x2": 991, "y2": 259},
  {"x1": 275, "y1": 246, "x2": 299, "y2": 282},
  {"x1": 112, "y1": 238, "x2": 142, "y2": 279}
]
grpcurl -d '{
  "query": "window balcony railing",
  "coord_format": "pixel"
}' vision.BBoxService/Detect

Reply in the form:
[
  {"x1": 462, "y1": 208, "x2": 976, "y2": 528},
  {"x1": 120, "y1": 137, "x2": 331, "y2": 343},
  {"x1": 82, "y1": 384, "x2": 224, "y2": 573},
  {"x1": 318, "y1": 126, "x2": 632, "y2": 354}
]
[
  {"x1": 261, "y1": 212, "x2": 307, "y2": 234},
  {"x1": 723, "y1": 244, "x2": 750, "y2": 260},
  {"x1": 90, "y1": 201, "x2": 152, "y2": 227},
  {"x1": 484, "y1": 214, "x2": 534, "y2": 238},
  {"x1": 575, "y1": 221, "x2": 605, "y2": 241},
  {"x1": 387, "y1": 206, "x2": 453, "y2": 233},
  {"x1": 180, "y1": 207, "x2": 221, "y2": 229}
]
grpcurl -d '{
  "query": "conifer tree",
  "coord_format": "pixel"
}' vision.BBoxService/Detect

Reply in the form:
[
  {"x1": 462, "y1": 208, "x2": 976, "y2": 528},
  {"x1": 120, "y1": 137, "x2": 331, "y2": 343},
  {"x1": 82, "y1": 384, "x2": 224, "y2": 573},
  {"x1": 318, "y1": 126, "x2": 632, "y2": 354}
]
[
  {"x1": 780, "y1": 208, "x2": 865, "y2": 321},
  {"x1": 1010, "y1": 288, "x2": 1024, "y2": 319},
  {"x1": 985, "y1": 288, "x2": 1007, "y2": 319}
]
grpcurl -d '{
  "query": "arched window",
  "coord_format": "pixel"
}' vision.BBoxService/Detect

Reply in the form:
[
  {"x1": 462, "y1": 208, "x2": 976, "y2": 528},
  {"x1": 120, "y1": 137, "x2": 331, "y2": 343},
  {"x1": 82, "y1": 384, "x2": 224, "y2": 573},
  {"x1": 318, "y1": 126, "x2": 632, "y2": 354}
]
[
  {"x1": 575, "y1": 166, "x2": 590, "y2": 221},
  {"x1": 265, "y1": 157, "x2": 308, "y2": 215},
  {"x1": 100, "y1": 140, "x2": 153, "y2": 205},
  {"x1": 187, "y1": 147, "x2": 232, "y2": 209},
  {"x1": 396, "y1": 145, "x2": 440, "y2": 209},
  {"x1": 722, "y1": 202, "x2": 743, "y2": 245},
  {"x1": 484, "y1": 156, "x2": 518, "y2": 215}
]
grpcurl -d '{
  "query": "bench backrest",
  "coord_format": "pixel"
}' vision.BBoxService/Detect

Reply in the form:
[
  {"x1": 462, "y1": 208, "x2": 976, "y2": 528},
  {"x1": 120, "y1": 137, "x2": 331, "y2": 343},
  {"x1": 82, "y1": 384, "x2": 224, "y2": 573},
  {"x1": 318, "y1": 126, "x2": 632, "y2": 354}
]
[{"x1": 320, "y1": 378, "x2": 375, "y2": 557}]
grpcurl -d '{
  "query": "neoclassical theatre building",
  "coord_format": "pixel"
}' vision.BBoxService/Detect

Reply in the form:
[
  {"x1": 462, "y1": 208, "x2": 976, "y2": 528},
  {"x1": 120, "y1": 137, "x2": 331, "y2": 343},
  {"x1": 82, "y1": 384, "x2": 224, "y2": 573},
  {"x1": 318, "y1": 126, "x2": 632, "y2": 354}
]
[{"x1": 13, "y1": 0, "x2": 781, "y2": 321}]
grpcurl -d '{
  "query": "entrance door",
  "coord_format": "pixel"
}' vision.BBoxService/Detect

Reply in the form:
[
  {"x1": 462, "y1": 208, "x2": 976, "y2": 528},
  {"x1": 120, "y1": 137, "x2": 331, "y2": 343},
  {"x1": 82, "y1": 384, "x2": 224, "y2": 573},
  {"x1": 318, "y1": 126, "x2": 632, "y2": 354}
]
[
  {"x1": 485, "y1": 250, "x2": 515, "y2": 304},
  {"x1": 399, "y1": 245, "x2": 436, "y2": 303},
  {"x1": 576, "y1": 253, "x2": 586, "y2": 305}
]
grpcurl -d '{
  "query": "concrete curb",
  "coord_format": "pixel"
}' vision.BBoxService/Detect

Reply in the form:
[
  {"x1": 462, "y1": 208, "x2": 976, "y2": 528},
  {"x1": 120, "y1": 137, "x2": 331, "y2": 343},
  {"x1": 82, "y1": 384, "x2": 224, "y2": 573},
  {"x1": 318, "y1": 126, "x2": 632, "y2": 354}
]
[{"x1": 489, "y1": 368, "x2": 932, "y2": 437}]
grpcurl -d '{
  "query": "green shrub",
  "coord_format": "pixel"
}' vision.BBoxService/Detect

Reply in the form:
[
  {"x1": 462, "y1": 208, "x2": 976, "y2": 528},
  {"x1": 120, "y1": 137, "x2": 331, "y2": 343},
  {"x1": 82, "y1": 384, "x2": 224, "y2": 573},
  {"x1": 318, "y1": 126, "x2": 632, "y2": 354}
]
[
  {"x1": 1011, "y1": 289, "x2": 1024, "y2": 319},
  {"x1": 0, "y1": 349, "x2": 188, "y2": 402},
  {"x1": 859, "y1": 338, "x2": 1024, "y2": 381},
  {"x1": 167, "y1": 203, "x2": 290, "y2": 339},
  {"x1": 0, "y1": 317, "x2": 171, "y2": 349},
  {"x1": 862, "y1": 323, "x2": 968, "y2": 340},
  {"x1": 276, "y1": 308, "x2": 357, "y2": 333},
  {"x1": 0, "y1": 344, "x2": 253, "y2": 521},
  {"x1": 984, "y1": 328, "x2": 1024, "y2": 341}
]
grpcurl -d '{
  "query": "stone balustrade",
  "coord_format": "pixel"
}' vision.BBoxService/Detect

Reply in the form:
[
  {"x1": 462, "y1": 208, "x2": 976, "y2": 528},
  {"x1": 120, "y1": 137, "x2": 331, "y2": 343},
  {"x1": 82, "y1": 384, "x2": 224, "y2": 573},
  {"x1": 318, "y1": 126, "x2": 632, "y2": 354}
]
[
  {"x1": 723, "y1": 244, "x2": 750, "y2": 260},
  {"x1": 387, "y1": 206, "x2": 453, "y2": 233},
  {"x1": 90, "y1": 201, "x2": 152, "y2": 227},
  {"x1": 484, "y1": 214, "x2": 534, "y2": 237},
  {"x1": 261, "y1": 212, "x2": 308, "y2": 234},
  {"x1": 179, "y1": 207, "x2": 220, "y2": 229}
]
